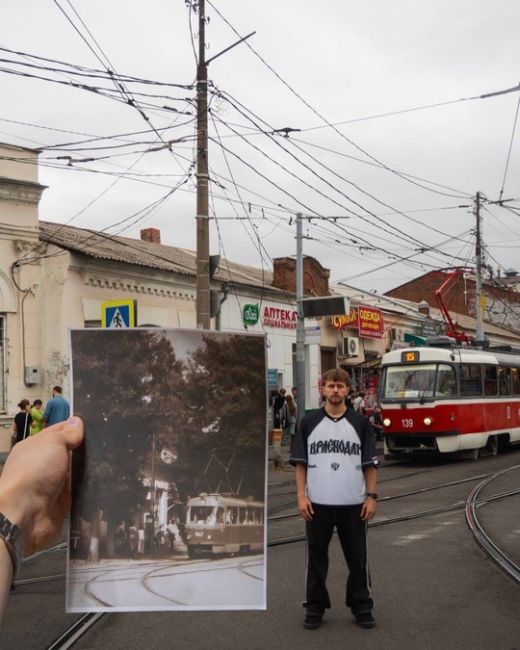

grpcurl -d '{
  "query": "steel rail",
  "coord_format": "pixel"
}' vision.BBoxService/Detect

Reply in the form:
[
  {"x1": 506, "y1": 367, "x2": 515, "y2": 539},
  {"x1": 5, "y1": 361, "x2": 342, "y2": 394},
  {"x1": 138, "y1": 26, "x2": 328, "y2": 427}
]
[
  {"x1": 268, "y1": 471, "x2": 493, "y2": 521},
  {"x1": 465, "y1": 464, "x2": 520, "y2": 584},
  {"x1": 46, "y1": 613, "x2": 104, "y2": 650}
]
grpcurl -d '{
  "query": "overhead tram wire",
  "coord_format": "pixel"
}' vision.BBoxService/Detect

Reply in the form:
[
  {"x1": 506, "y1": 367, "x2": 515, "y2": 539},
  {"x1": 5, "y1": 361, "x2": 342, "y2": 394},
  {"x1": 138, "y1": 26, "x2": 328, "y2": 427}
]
[
  {"x1": 289, "y1": 136, "x2": 472, "y2": 199},
  {"x1": 209, "y1": 114, "x2": 274, "y2": 267},
  {"x1": 21, "y1": 173, "x2": 195, "y2": 270},
  {"x1": 38, "y1": 1, "x2": 197, "y2": 247},
  {"x1": 209, "y1": 109, "x2": 473, "y2": 266},
  {"x1": 51, "y1": 0, "x2": 191, "y2": 172},
  {"x1": 0, "y1": 56, "x2": 196, "y2": 104},
  {"x1": 498, "y1": 90, "x2": 520, "y2": 204},
  {"x1": 0, "y1": 45, "x2": 194, "y2": 88},
  {"x1": 205, "y1": 0, "x2": 471, "y2": 200},
  {"x1": 214, "y1": 88, "x2": 474, "y2": 246}
]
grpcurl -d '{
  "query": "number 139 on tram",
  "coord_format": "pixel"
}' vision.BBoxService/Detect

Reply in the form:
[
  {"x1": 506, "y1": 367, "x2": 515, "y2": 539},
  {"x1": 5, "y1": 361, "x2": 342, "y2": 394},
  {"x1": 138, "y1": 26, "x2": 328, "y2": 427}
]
[{"x1": 379, "y1": 345, "x2": 520, "y2": 459}]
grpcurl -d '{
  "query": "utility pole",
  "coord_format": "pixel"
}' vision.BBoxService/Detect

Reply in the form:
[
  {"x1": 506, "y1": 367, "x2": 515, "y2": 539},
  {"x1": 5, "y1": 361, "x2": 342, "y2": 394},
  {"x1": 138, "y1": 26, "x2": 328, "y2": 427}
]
[
  {"x1": 194, "y1": 5, "x2": 254, "y2": 330},
  {"x1": 196, "y1": 0, "x2": 210, "y2": 329},
  {"x1": 295, "y1": 213, "x2": 306, "y2": 423},
  {"x1": 475, "y1": 191, "x2": 485, "y2": 342}
]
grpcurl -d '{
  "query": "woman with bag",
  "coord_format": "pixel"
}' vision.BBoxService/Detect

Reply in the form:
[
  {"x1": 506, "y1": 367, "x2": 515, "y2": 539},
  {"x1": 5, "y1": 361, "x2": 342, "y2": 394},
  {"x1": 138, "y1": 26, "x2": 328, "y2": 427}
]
[{"x1": 12, "y1": 399, "x2": 33, "y2": 446}]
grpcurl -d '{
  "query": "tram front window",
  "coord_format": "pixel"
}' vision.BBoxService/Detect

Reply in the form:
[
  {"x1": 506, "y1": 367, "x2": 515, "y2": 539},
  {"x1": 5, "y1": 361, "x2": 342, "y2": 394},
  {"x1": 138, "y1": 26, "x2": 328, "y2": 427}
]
[
  {"x1": 383, "y1": 364, "x2": 456, "y2": 400},
  {"x1": 188, "y1": 506, "x2": 224, "y2": 525}
]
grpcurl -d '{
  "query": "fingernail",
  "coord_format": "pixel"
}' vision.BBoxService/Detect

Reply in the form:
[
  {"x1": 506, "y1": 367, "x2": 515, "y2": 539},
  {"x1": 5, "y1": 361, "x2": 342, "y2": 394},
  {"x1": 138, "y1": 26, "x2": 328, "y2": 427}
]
[{"x1": 67, "y1": 416, "x2": 81, "y2": 426}]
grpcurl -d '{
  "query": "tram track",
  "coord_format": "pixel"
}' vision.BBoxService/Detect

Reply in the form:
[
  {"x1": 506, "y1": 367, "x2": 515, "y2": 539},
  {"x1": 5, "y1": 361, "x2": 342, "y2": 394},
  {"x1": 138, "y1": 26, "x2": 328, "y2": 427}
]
[
  {"x1": 268, "y1": 470, "x2": 495, "y2": 520},
  {"x1": 466, "y1": 465, "x2": 520, "y2": 584},
  {"x1": 36, "y1": 460, "x2": 520, "y2": 649}
]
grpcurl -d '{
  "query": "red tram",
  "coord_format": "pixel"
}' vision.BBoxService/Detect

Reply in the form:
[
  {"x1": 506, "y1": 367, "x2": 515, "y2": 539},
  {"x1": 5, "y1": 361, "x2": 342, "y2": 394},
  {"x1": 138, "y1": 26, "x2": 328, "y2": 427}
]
[
  {"x1": 379, "y1": 344, "x2": 520, "y2": 459},
  {"x1": 185, "y1": 493, "x2": 264, "y2": 557}
]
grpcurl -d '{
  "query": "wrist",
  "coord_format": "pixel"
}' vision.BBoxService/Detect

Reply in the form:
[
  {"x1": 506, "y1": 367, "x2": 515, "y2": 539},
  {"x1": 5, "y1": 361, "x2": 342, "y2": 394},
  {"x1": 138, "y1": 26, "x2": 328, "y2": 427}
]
[
  {"x1": 0, "y1": 512, "x2": 24, "y2": 577},
  {"x1": 365, "y1": 492, "x2": 378, "y2": 500},
  {"x1": 0, "y1": 480, "x2": 34, "y2": 539}
]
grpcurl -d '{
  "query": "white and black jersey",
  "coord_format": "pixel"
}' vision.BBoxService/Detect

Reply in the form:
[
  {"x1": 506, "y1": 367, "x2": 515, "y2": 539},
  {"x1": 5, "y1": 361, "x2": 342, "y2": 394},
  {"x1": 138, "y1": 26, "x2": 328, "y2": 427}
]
[{"x1": 290, "y1": 408, "x2": 379, "y2": 506}]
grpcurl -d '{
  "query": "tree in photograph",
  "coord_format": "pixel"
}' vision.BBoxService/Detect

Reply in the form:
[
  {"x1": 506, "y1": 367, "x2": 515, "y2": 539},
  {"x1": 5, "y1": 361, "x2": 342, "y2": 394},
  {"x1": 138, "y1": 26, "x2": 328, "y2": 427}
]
[
  {"x1": 70, "y1": 329, "x2": 185, "y2": 559},
  {"x1": 177, "y1": 333, "x2": 266, "y2": 500}
]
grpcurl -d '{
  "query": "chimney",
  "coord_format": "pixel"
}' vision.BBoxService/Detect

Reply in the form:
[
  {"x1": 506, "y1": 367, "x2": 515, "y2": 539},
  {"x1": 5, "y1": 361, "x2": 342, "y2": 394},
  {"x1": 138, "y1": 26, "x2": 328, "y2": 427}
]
[
  {"x1": 140, "y1": 227, "x2": 161, "y2": 244},
  {"x1": 418, "y1": 300, "x2": 430, "y2": 317}
]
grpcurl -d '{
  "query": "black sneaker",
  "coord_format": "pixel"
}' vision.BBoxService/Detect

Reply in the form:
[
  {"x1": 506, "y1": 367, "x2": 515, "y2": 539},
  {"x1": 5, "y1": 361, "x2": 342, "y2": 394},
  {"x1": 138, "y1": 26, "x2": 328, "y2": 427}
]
[
  {"x1": 355, "y1": 612, "x2": 376, "y2": 628},
  {"x1": 303, "y1": 611, "x2": 323, "y2": 630}
]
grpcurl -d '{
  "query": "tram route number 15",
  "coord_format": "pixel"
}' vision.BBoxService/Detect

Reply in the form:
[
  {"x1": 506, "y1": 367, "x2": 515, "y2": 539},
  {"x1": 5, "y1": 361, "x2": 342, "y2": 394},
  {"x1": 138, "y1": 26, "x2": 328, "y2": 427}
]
[{"x1": 401, "y1": 418, "x2": 414, "y2": 428}]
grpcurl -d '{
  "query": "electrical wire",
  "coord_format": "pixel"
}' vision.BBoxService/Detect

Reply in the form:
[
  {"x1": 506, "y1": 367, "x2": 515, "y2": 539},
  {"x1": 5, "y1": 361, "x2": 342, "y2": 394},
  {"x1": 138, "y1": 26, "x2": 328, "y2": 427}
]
[
  {"x1": 206, "y1": 0, "x2": 470, "y2": 200},
  {"x1": 215, "y1": 88, "x2": 474, "y2": 247},
  {"x1": 498, "y1": 91, "x2": 520, "y2": 204}
]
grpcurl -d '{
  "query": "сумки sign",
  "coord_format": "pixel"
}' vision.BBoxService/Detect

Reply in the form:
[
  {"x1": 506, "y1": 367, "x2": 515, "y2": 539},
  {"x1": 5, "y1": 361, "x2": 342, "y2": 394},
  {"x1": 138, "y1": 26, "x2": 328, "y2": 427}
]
[{"x1": 331, "y1": 305, "x2": 383, "y2": 339}]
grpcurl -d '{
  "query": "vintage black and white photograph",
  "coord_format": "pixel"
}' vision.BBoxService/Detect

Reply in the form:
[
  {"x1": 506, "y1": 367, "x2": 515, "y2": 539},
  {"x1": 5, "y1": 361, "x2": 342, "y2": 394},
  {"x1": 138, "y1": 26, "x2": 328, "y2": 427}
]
[{"x1": 67, "y1": 328, "x2": 267, "y2": 612}]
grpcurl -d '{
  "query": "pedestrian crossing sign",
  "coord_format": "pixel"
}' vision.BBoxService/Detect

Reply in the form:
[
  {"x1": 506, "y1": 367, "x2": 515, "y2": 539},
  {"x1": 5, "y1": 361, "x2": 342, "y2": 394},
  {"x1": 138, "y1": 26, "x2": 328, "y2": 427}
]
[{"x1": 101, "y1": 299, "x2": 137, "y2": 328}]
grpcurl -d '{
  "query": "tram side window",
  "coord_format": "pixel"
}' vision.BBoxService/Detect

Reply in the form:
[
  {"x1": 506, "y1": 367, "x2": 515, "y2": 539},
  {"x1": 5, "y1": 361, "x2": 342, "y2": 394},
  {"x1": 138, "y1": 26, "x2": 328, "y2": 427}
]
[
  {"x1": 498, "y1": 367, "x2": 511, "y2": 396},
  {"x1": 512, "y1": 368, "x2": 520, "y2": 395},
  {"x1": 435, "y1": 364, "x2": 456, "y2": 397},
  {"x1": 483, "y1": 365, "x2": 498, "y2": 397},
  {"x1": 227, "y1": 507, "x2": 239, "y2": 524},
  {"x1": 460, "y1": 364, "x2": 482, "y2": 397}
]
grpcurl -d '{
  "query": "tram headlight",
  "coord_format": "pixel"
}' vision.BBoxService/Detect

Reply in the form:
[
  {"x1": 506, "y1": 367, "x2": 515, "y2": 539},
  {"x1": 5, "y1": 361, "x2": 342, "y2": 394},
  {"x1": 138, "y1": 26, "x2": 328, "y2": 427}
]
[
  {"x1": 383, "y1": 418, "x2": 391, "y2": 427},
  {"x1": 423, "y1": 417, "x2": 432, "y2": 426}
]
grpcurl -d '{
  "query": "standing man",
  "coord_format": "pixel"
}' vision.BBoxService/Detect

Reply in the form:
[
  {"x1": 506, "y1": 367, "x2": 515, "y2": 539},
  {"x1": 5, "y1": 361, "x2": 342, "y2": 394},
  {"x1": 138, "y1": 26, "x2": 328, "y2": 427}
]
[
  {"x1": 43, "y1": 386, "x2": 70, "y2": 428},
  {"x1": 272, "y1": 387, "x2": 286, "y2": 429},
  {"x1": 290, "y1": 368, "x2": 379, "y2": 630}
]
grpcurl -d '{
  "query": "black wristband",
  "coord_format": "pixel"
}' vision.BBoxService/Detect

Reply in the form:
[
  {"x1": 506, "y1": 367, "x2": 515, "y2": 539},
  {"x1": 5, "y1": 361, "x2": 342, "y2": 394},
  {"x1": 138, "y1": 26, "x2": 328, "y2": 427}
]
[
  {"x1": 0, "y1": 512, "x2": 23, "y2": 577},
  {"x1": 366, "y1": 492, "x2": 378, "y2": 500}
]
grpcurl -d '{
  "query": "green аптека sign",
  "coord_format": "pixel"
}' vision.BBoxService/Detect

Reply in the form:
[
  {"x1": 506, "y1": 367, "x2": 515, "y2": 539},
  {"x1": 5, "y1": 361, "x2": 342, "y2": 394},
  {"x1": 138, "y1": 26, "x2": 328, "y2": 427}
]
[{"x1": 243, "y1": 303, "x2": 260, "y2": 326}]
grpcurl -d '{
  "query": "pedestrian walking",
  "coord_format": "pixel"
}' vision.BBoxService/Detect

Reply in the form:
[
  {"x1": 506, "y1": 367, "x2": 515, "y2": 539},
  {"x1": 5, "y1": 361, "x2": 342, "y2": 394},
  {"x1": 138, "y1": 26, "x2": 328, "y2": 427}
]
[
  {"x1": 30, "y1": 399, "x2": 44, "y2": 435},
  {"x1": 272, "y1": 388, "x2": 286, "y2": 428},
  {"x1": 290, "y1": 368, "x2": 379, "y2": 631},
  {"x1": 12, "y1": 399, "x2": 32, "y2": 445},
  {"x1": 369, "y1": 406, "x2": 384, "y2": 442},
  {"x1": 280, "y1": 393, "x2": 297, "y2": 447},
  {"x1": 43, "y1": 386, "x2": 70, "y2": 427}
]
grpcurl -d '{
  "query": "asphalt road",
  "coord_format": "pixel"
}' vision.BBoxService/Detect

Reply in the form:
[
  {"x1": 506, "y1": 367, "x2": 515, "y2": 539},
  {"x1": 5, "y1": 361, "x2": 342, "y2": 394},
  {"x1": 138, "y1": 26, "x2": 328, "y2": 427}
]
[{"x1": 1, "y1": 448, "x2": 520, "y2": 649}]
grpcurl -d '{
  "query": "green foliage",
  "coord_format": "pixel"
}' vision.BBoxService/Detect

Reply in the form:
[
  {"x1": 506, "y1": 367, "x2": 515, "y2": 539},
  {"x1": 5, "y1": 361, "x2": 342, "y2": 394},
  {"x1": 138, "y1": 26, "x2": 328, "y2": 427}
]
[
  {"x1": 71, "y1": 329, "x2": 184, "y2": 524},
  {"x1": 70, "y1": 330, "x2": 267, "y2": 530}
]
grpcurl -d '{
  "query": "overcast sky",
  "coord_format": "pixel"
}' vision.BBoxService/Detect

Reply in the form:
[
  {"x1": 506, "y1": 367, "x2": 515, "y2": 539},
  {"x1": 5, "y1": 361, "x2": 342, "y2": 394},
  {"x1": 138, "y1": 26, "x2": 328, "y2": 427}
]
[{"x1": 2, "y1": 0, "x2": 520, "y2": 293}]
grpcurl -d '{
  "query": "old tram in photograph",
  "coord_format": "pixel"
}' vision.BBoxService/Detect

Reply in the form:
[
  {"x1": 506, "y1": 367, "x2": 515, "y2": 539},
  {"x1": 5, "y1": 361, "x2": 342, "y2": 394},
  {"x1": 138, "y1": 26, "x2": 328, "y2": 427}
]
[
  {"x1": 185, "y1": 493, "x2": 265, "y2": 557},
  {"x1": 379, "y1": 343, "x2": 520, "y2": 459}
]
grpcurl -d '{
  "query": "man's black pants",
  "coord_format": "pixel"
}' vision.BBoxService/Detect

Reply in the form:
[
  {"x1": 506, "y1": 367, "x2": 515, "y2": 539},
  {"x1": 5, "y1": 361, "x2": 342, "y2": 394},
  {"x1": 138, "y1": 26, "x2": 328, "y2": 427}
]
[{"x1": 305, "y1": 503, "x2": 373, "y2": 615}]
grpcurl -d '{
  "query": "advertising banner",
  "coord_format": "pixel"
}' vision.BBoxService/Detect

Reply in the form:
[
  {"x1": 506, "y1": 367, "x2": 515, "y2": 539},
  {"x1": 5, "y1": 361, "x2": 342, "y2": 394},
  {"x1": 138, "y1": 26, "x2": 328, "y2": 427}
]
[{"x1": 358, "y1": 306, "x2": 383, "y2": 338}]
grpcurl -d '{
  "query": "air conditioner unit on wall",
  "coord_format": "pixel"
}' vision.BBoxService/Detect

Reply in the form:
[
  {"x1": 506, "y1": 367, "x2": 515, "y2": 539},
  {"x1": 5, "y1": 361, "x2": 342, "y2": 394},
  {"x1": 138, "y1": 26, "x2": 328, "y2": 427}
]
[{"x1": 342, "y1": 337, "x2": 360, "y2": 357}]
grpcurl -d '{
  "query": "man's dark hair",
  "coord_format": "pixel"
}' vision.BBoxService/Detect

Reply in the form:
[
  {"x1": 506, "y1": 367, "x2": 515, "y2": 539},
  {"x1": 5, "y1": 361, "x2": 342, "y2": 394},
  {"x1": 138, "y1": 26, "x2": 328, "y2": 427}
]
[
  {"x1": 53, "y1": 385, "x2": 63, "y2": 394},
  {"x1": 322, "y1": 368, "x2": 351, "y2": 386}
]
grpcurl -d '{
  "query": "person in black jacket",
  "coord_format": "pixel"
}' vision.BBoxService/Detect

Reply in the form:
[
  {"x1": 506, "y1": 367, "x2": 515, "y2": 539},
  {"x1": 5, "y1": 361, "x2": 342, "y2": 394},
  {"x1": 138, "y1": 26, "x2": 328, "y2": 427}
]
[
  {"x1": 272, "y1": 388, "x2": 286, "y2": 428},
  {"x1": 12, "y1": 399, "x2": 32, "y2": 445}
]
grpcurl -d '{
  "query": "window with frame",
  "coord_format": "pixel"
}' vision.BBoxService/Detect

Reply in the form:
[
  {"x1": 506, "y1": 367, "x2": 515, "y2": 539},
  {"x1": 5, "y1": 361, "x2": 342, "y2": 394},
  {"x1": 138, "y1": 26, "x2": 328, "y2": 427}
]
[
  {"x1": 459, "y1": 364, "x2": 483, "y2": 397},
  {"x1": 511, "y1": 368, "x2": 520, "y2": 396},
  {"x1": 498, "y1": 367, "x2": 511, "y2": 396},
  {"x1": 483, "y1": 365, "x2": 498, "y2": 397}
]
